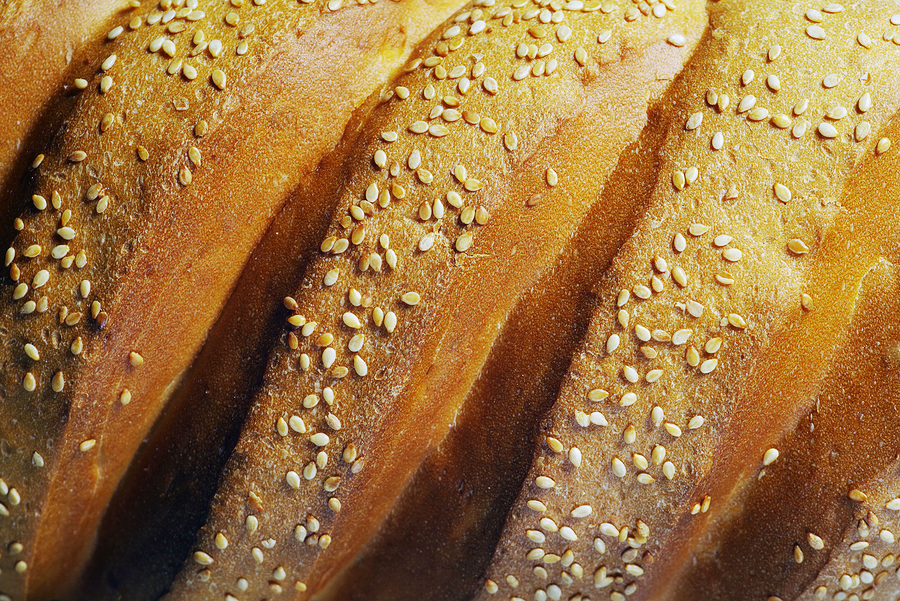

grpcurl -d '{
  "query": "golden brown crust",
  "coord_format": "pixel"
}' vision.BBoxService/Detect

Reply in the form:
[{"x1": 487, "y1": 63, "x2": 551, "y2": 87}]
[
  {"x1": 0, "y1": 0, "x2": 474, "y2": 598},
  {"x1": 472, "y1": 2, "x2": 900, "y2": 600},
  {"x1": 3, "y1": 0, "x2": 900, "y2": 599},
  {"x1": 163, "y1": 0, "x2": 706, "y2": 598},
  {"x1": 0, "y1": 0, "x2": 127, "y2": 239},
  {"x1": 662, "y1": 109, "x2": 900, "y2": 600},
  {"x1": 79, "y1": 2, "x2": 471, "y2": 596},
  {"x1": 318, "y1": 96, "x2": 679, "y2": 601}
]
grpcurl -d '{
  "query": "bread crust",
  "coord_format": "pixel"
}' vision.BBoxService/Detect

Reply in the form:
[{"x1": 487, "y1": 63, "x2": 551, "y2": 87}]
[
  {"x1": 161, "y1": 0, "x2": 706, "y2": 597},
  {"x1": 0, "y1": 0, "x2": 470, "y2": 597},
  {"x1": 472, "y1": 2, "x2": 900, "y2": 600}
]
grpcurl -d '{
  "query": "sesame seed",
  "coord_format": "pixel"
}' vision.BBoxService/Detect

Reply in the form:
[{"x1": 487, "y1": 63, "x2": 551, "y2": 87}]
[
  {"x1": 353, "y1": 355, "x2": 368, "y2": 377},
  {"x1": 774, "y1": 183, "x2": 792, "y2": 202},
  {"x1": 667, "y1": 33, "x2": 686, "y2": 47},
  {"x1": 662, "y1": 461, "x2": 675, "y2": 480},
  {"x1": 748, "y1": 107, "x2": 769, "y2": 121},
  {"x1": 211, "y1": 69, "x2": 226, "y2": 89},
  {"x1": 689, "y1": 223, "x2": 709, "y2": 236},
  {"x1": 286, "y1": 471, "x2": 301, "y2": 489},
  {"x1": 545, "y1": 168, "x2": 558, "y2": 187},
  {"x1": 129, "y1": 351, "x2": 144, "y2": 367},
  {"x1": 822, "y1": 74, "x2": 840, "y2": 88},
  {"x1": 787, "y1": 239, "x2": 810, "y2": 255},
  {"x1": 877, "y1": 137, "x2": 892, "y2": 155},
  {"x1": 527, "y1": 500, "x2": 547, "y2": 513},
  {"x1": 849, "y1": 489, "x2": 868, "y2": 502},
  {"x1": 818, "y1": 122, "x2": 838, "y2": 138},
  {"x1": 535, "y1": 476, "x2": 555, "y2": 489},
  {"x1": 664, "y1": 422, "x2": 682, "y2": 437},
  {"x1": 401, "y1": 292, "x2": 421, "y2": 306},
  {"x1": 737, "y1": 95, "x2": 756, "y2": 113},
  {"x1": 772, "y1": 114, "x2": 791, "y2": 129},
  {"x1": 588, "y1": 388, "x2": 609, "y2": 402},
  {"x1": 342, "y1": 312, "x2": 362, "y2": 329},
  {"x1": 574, "y1": 47, "x2": 586, "y2": 66},
  {"x1": 806, "y1": 25, "x2": 826, "y2": 39},
  {"x1": 24, "y1": 343, "x2": 40, "y2": 361},
  {"x1": 685, "y1": 112, "x2": 702, "y2": 130},
  {"x1": 80, "y1": 439, "x2": 97, "y2": 452},
  {"x1": 807, "y1": 532, "x2": 824, "y2": 549},
  {"x1": 722, "y1": 248, "x2": 742, "y2": 262},
  {"x1": 570, "y1": 504, "x2": 592, "y2": 518},
  {"x1": 32, "y1": 270, "x2": 49, "y2": 288}
]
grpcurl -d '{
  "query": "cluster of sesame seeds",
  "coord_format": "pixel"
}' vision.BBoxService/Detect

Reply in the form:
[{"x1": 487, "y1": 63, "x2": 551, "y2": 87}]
[
  {"x1": 166, "y1": 0, "x2": 715, "y2": 596},
  {"x1": 474, "y1": 2, "x2": 900, "y2": 600},
  {"x1": 0, "y1": 0, "x2": 339, "y2": 596},
  {"x1": 769, "y1": 490, "x2": 900, "y2": 601}
]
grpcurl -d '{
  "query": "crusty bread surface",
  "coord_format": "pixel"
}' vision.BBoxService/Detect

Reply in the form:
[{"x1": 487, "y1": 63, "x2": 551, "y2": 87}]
[
  {"x1": 0, "y1": 0, "x2": 472, "y2": 598},
  {"x1": 160, "y1": 0, "x2": 706, "y2": 598},
  {"x1": 2, "y1": 0, "x2": 900, "y2": 600}
]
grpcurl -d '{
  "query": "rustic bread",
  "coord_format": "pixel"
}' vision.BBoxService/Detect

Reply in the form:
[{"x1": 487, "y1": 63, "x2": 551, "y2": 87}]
[
  {"x1": 0, "y1": 0, "x2": 127, "y2": 233},
  {"x1": 0, "y1": 0, "x2": 469, "y2": 598},
  {"x1": 3, "y1": 0, "x2": 900, "y2": 600},
  {"x1": 465, "y1": 2, "x2": 900, "y2": 600},
  {"x1": 155, "y1": 0, "x2": 706, "y2": 598}
]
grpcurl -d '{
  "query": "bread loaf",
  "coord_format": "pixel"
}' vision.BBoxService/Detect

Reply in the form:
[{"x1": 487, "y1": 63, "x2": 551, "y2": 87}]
[
  {"x1": 0, "y1": 0, "x2": 468, "y2": 597},
  {"x1": 467, "y1": 2, "x2": 900, "y2": 600},
  {"x1": 2, "y1": 0, "x2": 900, "y2": 600},
  {"x1": 0, "y1": 0, "x2": 126, "y2": 231},
  {"x1": 154, "y1": 0, "x2": 705, "y2": 598}
]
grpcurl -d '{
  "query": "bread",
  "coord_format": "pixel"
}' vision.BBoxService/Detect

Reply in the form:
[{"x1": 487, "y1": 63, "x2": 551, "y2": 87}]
[
  {"x1": 2, "y1": 0, "x2": 900, "y2": 600},
  {"x1": 0, "y1": 0, "x2": 468, "y2": 598},
  {"x1": 0, "y1": 0, "x2": 127, "y2": 230}
]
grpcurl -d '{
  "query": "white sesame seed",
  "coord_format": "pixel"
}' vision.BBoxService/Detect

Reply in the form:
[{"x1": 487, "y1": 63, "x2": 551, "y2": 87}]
[
  {"x1": 818, "y1": 122, "x2": 838, "y2": 138},
  {"x1": 667, "y1": 33, "x2": 686, "y2": 47},
  {"x1": 571, "y1": 504, "x2": 592, "y2": 518},
  {"x1": 535, "y1": 476, "x2": 555, "y2": 489},
  {"x1": 546, "y1": 168, "x2": 558, "y2": 187},
  {"x1": 806, "y1": 25, "x2": 826, "y2": 39},
  {"x1": 849, "y1": 489, "x2": 867, "y2": 502},
  {"x1": 685, "y1": 112, "x2": 702, "y2": 131},
  {"x1": 662, "y1": 461, "x2": 675, "y2": 480},
  {"x1": 568, "y1": 447, "x2": 582, "y2": 467}
]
